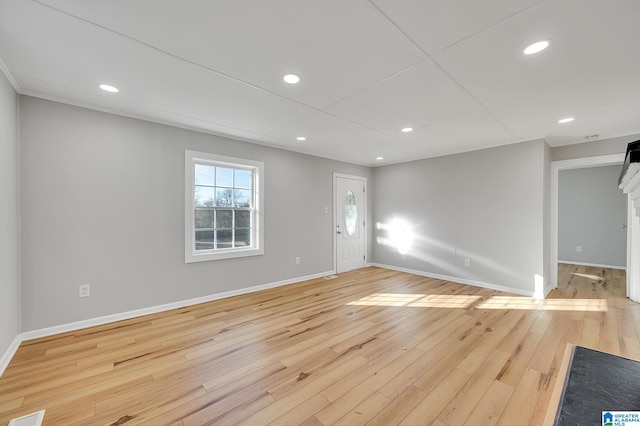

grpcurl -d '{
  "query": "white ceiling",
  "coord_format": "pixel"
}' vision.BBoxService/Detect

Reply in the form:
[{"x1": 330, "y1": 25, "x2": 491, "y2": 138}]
[{"x1": 1, "y1": 0, "x2": 640, "y2": 166}]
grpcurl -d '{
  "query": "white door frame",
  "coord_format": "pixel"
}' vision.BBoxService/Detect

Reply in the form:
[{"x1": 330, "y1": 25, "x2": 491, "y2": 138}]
[
  {"x1": 627, "y1": 194, "x2": 640, "y2": 301},
  {"x1": 550, "y1": 153, "x2": 626, "y2": 291},
  {"x1": 333, "y1": 173, "x2": 367, "y2": 274}
]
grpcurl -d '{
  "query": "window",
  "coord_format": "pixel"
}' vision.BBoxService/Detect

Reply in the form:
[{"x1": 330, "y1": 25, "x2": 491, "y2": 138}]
[
  {"x1": 185, "y1": 150, "x2": 264, "y2": 263},
  {"x1": 344, "y1": 190, "x2": 357, "y2": 236}
]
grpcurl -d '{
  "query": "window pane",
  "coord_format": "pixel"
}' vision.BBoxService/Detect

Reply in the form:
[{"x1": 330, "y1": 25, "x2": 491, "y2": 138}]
[
  {"x1": 195, "y1": 230, "x2": 215, "y2": 250},
  {"x1": 216, "y1": 188, "x2": 234, "y2": 207},
  {"x1": 195, "y1": 210, "x2": 215, "y2": 229},
  {"x1": 216, "y1": 167, "x2": 233, "y2": 187},
  {"x1": 235, "y1": 169, "x2": 252, "y2": 189},
  {"x1": 236, "y1": 210, "x2": 250, "y2": 228},
  {"x1": 235, "y1": 228, "x2": 251, "y2": 247},
  {"x1": 195, "y1": 164, "x2": 215, "y2": 186},
  {"x1": 216, "y1": 210, "x2": 233, "y2": 229},
  {"x1": 344, "y1": 190, "x2": 357, "y2": 236},
  {"x1": 195, "y1": 186, "x2": 215, "y2": 207},
  {"x1": 217, "y1": 229, "x2": 233, "y2": 248},
  {"x1": 235, "y1": 189, "x2": 251, "y2": 207}
]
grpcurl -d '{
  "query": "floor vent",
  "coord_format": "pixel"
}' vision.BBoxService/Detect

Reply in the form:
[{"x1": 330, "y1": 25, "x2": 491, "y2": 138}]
[
  {"x1": 9, "y1": 410, "x2": 45, "y2": 426},
  {"x1": 323, "y1": 275, "x2": 337, "y2": 280}
]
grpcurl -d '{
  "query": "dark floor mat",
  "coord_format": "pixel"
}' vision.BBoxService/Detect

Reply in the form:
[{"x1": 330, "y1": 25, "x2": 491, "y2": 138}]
[{"x1": 555, "y1": 346, "x2": 640, "y2": 425}]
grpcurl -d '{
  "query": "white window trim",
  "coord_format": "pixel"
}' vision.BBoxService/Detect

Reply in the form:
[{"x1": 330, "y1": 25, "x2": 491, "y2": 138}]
[{"x1": 185, "y1": 150, "x2": 264, "y2": 263}]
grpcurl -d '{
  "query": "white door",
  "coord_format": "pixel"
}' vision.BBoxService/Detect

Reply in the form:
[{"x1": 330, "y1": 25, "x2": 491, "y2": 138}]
[{"x1": 336, "y1": 176, "x2": 365, "y2": 273}]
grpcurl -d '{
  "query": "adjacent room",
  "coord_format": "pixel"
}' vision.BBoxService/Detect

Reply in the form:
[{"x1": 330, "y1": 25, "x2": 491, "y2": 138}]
[{"x1": 2, "y1": 1, "x2": 640, "y2": 425}]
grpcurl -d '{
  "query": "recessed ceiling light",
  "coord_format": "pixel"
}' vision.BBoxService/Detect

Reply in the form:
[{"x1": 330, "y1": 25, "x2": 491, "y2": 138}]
[
  {"x1": 558, "y1": 117, "x2": 574, "y2": 124},
  {"x1": 296, "y1": 136, "x2": 306, "y2": 141},
  {"x1": 376, "y1": 157, "x2": 384, "y2": 160},
  {"x1": 283, "y1": 74, "x2": 300, "y2": 84},
  {"x1": 523, "y1": 40, "x2": 550, "y2": 55},
  {"x1": 401, "y1": 127, "x2": 413, "y2": 133},
  {"x1": 99, "y1": 84, "x2": 119, "y2": 93}
]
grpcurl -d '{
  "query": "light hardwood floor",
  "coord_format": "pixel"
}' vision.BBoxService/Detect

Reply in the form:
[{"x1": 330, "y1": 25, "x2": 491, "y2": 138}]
[{"x1": 1, "y1": 264, "x2": 638, "y2": 425}]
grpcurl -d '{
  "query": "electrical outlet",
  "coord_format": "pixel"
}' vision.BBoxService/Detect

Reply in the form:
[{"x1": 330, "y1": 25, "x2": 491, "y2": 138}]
[
  {"x1": 464, "y1": 259, "x2": 471, "y2": 267},
  {"x1": 324, "y1": 206, "x2": 329, "y2": 214},
  {"x1": 576, "y1": 246, "x2": 582, "y2": 253},
  {"x1": 79, "y1": 285, "x2": 90, "y2": 298},
  {"x1": 295, "y1": 257, "x2": 301, "y2": 265}
]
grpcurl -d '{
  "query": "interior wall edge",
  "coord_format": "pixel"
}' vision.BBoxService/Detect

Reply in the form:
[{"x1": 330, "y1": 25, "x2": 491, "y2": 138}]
[
  {"x1": 0, "y1": 333, "x2": 21, "y2": 379},
  {"x1": 0, "y1": 55, "x2": 20, "y2": 93},
  {"x1": 0, "y1": 59, "x2": 20, "y2": 377},
  {"x1": 16, "y1": 91, "x2": 22, "y2": 338}
]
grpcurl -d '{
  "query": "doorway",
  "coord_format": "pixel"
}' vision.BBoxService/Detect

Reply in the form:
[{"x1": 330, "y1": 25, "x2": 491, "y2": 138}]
[
  {"x1": 334, "y1": 173, "x2": 366, "y2": 274},
  {"x1": 550, "y1": 153, "x2": 626, "y2": 293},
  {"x1": 557, "y1": 165, "x2": 627, "y2": 268}
]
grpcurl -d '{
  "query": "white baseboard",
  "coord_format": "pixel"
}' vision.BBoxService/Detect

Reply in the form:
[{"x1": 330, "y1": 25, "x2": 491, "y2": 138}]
[
  {"x1": 543, "y1": 284, "x2": 555, "y2": 298},
  {"x1": 1, "y1": 270, "x2": 333, "y2": 377},
  {"x1": 0, "y1": 333, "x2": 22, "y2": 378},
  {"x1": 558, "y1": 260, "x2": 626, "y2": 270},
  {"x1": 369, "y1": 263, "x2": 535, "y2": 297}
]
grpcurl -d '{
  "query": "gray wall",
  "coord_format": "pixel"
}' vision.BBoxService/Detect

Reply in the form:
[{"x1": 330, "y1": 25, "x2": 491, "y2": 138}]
[
  {"x1": 20, "y1": 96, "x2": 372, "y2": 332},
  {"x1": 558, "y1": 165, "x2": 627, "y2": 267},
  {"x1": 371, "y1": 139, "x2": 547, "y2": 295},
  {"x1": 551, "y1": 134, "x2": 639, "y2": 161},
  {"x1": 0, "y1": 72, "x2": 19, "y2": 357}
]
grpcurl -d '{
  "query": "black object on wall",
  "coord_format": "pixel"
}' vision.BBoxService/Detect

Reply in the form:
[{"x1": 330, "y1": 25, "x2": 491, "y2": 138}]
[{"x1": 619, "y1": 139, "x2": 640, "y2": 190}]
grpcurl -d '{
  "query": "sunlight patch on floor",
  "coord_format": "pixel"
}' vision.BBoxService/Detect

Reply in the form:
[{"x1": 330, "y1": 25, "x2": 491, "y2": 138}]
[
  {"x1": 572, "y1": 272, "x2": 604, "y2": 281},
  {"x1": 347, "y1": 293, "x2": 608, "y2": 311},
  {"x1": 347, "y1": 293, "x2": 482, "y2": 309},
  {"x1": 476, "y1": 296, "x2": 608, "y2": 311}
]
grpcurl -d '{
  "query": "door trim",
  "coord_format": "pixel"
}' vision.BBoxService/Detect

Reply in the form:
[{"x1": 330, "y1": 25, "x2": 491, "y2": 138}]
[{"x1": 333, "y1": 173, "x2": 367, "y2": 274}]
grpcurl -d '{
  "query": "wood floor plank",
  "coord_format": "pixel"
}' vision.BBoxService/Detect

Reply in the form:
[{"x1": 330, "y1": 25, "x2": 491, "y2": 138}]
[
  {"x1": 541, "y1": 343, "x2": 574, "y2": 426},
  {"x1": 237, "y1": 356, "x2": 368, "y2": 425},
  {"x1": 578, "y1": 318, "x2": 601, "y2": 349},
  {"x1": 496, "y1": 368, "x2": 543, "y2": 425},
  {"x1": 527, "y1": 313, "x2": 569, "y2": 374},
  {"x1": 496, "y1": 329, "x2": 544, "y2": 387},
  {"x1": 399, "y1": 368, "x2": 471, "y2": 425},
  {"x1": 530, "y1": 359, "x2": 561, "y2": 425},
  {"x1": 0, "y1": 264, "x2": 637, "y2": 425},
  {"x1": 315, "y1": 346, "x2": 426, "y2": 424},
  {"x1": 411, "y1": 310, "x2": 506, "y2": 396},
  {"x1": 378, "y1": 331, "x2": 461, "y2": 401},
  {"x1": 456, "y1": 309, "x2": 524, "y2": 374},
  {"x1": 0, "y1": 397, "x2": 23, "y2": 413},
  {"x1": 267, "y1": 394, "x2": 330, "y2": 426},
  {"x1": 463, "y1": 379, "x2": 514, "y2": 426},
  {"x1": 365, "y1": 386, "x2": 425, "y2": 425},
  {"x1": 437, "y1": 349, "x2": 511, "y2": 425},
  {"x1": 599, "y1": 310, "x2": 621, "y2": 354}
]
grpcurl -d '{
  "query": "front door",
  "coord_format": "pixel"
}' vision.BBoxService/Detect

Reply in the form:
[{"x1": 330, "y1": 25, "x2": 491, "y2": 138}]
[{"x1": 336, "y1": 175, "x2": 365, "y2": 273}]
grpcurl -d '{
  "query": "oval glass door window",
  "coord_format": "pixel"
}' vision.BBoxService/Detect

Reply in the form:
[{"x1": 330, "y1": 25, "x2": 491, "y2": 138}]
[{"x1": 344, "y1": 190, "x2": 357, "y2": 236}]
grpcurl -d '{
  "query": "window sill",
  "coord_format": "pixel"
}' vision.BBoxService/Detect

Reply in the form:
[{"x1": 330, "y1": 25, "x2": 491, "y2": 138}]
[{"x1": 185, "y1": 247, "x2": 264, "y2": 263}]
